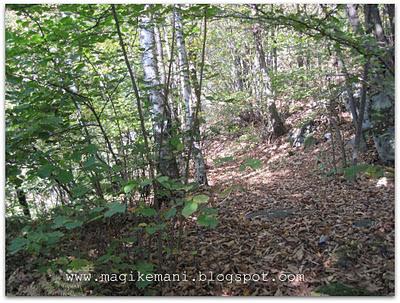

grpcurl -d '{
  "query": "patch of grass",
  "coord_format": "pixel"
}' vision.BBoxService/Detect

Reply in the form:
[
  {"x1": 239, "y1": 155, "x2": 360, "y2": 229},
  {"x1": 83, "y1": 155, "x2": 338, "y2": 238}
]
[
  {"x1": 316, "y1": 282, "x2": 374, "y2": 296},
  {"x1": 214, "y1": 156, "x2": 235, "y2": 167}
]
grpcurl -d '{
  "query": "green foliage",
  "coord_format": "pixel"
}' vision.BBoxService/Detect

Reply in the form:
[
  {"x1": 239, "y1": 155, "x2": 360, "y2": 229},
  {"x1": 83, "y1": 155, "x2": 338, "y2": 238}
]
[
  {"x1": 104, "y1": 203, "x2": 126, "y2": 218},
  {"x1": 197, "y1": 213, "x2": 218, "y2": 228},
  {"x1": 8, "y1": 237, "x2": 29, "y2": 255},
  {"x1": 182, "y1": 201, "x2": 198, "y2": 218},
  {"x1": 8, "y1": 229, "x2": 64, "y2": 255},
  {"x1": 123, "y1": 180, "x2": 137, "y2": 194},
  {"x1": 192, "y1": 194, "x2": 209, "y2": 204},
  {"x1": 6, "y1": 2, "x2": 392, "y2": 295},
  {"x1": 163, "y1": 207, "x2": 177, "y2": 220},
  {"x1": 317, "y1": 282, "x2": 373, "y2": 296},
  {"x1": 136, "y1": 205, "x2": 157, "y2": 217},
  {"x1": 343, "y1": 164, "x2": 384, "y2": 181},
  {"x1": 145, "y1": 223, "x2": 165, "y2": 235},
  {"x1": 239, "y1": 158, "x2": 262, "y2": 171},
  {"x1": 214, "y1": 156, "x2": 235, "y2": 167},
  {"x1": 134, "y1": 261, "x2": 155, "y2": 289},
  {"x1": 69, "y1": 259, "x2": 93, "y2": 271},
  {"x1": 52, "y1": 216, "x2": 83, "y2": 230}
]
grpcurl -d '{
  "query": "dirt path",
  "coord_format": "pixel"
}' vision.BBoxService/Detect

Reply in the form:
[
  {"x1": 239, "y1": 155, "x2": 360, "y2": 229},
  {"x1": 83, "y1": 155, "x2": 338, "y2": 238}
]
[{"x1": 171, "y1": 136, "x2": 394, "y2": 295}]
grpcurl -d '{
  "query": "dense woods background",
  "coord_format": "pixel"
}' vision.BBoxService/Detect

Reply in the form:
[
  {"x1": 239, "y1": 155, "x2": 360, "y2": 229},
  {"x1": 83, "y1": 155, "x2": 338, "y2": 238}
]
[{"x1": 5, "y1": 3, "x2": 395, "y2": 296}]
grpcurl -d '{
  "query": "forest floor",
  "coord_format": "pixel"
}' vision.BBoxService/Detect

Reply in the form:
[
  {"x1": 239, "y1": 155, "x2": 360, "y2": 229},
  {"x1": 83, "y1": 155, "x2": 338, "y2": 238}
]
[
  {"x1": 167, "y1": 136, "x2": 394, "y2": 295},
  {"x1": 165, "y1": 117, "x2": 395, "y2": 295},
  {"x1": 6, "y1": 112, "x2": 395, "y2": 297}
]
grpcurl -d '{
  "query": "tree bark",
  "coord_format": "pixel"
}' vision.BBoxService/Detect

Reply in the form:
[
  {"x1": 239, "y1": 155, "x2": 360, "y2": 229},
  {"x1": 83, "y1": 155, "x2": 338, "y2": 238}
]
[
  {"x1": 252, "y1": 18, "x2": 286, "y2": 139},
  {"x1": 174, "y1": 7, "x2": 208, "y2": 185},
  {"x1": 346, "y1": 4, "x2": 361, "y2": 33},
  {"x1": 139, "y1": 9, "x2": 180, "y2": 181}
]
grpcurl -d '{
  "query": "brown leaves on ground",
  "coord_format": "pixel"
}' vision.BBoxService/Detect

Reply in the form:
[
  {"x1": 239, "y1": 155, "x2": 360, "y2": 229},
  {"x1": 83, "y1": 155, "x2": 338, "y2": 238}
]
[{"x1": 167, "y1": 134, "x2": 394, "y2": 296}]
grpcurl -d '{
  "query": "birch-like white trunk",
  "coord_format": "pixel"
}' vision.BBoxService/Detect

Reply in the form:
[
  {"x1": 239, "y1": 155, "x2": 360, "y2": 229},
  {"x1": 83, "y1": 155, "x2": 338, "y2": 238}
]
[
  {"x1": 139, "y1": 11, "x2": 179, "y2": 179},
  {"x1": 174, "y1": 8, "x2": 192, "y2": 130},
  {"x1": 154, "y1": 26, "x2": 166, "y2": 86},
  {"x1": 174, "y1": 7, "x2": 208, "y2": 185}
]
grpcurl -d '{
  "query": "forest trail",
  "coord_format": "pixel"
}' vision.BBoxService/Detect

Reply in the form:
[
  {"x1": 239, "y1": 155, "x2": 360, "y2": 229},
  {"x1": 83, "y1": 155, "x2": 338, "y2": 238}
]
[
  {"x1": 5, "y1": 3, "x2": 395, "y2": 297},
  {"x1": 172, "y1": 135, "x2": 395, "y2": 296}
]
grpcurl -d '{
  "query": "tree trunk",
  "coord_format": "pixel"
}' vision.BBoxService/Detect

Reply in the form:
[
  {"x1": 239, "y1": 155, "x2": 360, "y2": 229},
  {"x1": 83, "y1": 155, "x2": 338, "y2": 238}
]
[
  {"x1": 346, "y1": 4, "x2": 361, "y2": 33},
  {"x1": 174, "y1": 8, "x2": 193, "y2": 130},
  {"x1": 362, "y1": 4, "x2": 395, "y2": 165},
  {"x1": 385, "y1": 4, "x2": 395, "y2": 43},
  {"x1": 174, "y1": 7, "x2": 208, "y2": 185},
  {"x1": 139, "y1": 10, "x2": 180, "y2": 180},
  {"x1": 154, "y1": 26, "x2": 166, "y2": 86},
  {"x1": 252, "y1": 20, "x2": 286, "y2": 139}
]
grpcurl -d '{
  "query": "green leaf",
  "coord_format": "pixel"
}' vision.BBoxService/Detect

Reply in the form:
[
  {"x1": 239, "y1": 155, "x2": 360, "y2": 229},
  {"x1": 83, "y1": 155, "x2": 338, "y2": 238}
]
[
  {"x1": 71, "y1": 150, "x2": 83, "y2": 162},
  {"x1": 37, "y1": 164, "x2": 54, "y2": 178},
  {"x1": 84, "y1": 144, "x2": 98, "y2": 155},
  {"x1": 90, "y1": 206, "x2": 105, "y2": 214},
  {"x1": 8, "y1": 237, "x2": 28, "y2": 255},
  {"x1": 45, "y1": 231, "x2": 64, "y2": 244},
  {"x1": 52, "y1": 216, "x2": 69, "y2": 229},
  {"x1": 134, "y1": 261, "x2": 154, "y2": 289},
  {"x1": 169, "y1": 137, "x2": 184, "y2": 151},
  {"x1": 104, "y1": 202, "x2": 126, "y2": 218},
  {"x1": 197, "y1": 214, "x2": 218, "y2": 228},
  {"x1": 72, "y1": 185, "x2": 90, "y2": 198},
  {"x1": 140, "y1": 178, "x2": 152, "y2": 187},
  {"x1": 134, "y1": 261, "x2": 154, "y2": 273},
  {"x1": 64, "y1": 221, "x2": 83, "y2": 230},
  {"x1": 123, "y1": 181, "x2": 137, "y2": 194},
  {"x1": 192, "y1": 194, "x2": 209, "y2": 204},
  {"x1": 56, "y1": 169, "x2": 73, "y2": 184},
  {"x1": 214, "y1": 156, "x2": 234, "y2": 166},
  {"x1": 156, "y1": 176, "x2": 170, "y2": 188},
  {"x1": 137, "y1": 206, "x2": 157, "y2": 217},
  {"x1": 83, "y1": 156, "x2": 97, "y2": 169},
  {"x1": 201, "y1": 207, "x2": 218, "y2": 215},
  {"x1": 163, "y1": 207, "x2": 177, "y2": 219},
  {"x1": 182, "y1": 201, "x2": 198, "y2": 218}
]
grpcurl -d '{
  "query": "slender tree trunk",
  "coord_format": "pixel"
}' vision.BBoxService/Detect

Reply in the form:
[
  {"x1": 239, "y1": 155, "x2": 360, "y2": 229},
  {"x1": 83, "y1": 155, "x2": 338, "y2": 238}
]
[
  {"x1": 385, "y1": 4, "x2": 395, "y2": 43},
  {"x1": 189, "y1": 61, "x2": 208, "y2": 185},
  {"x1": 346, "y1": 4, "x2": 361, "y2": 33},
  {"x1": 154, "y1": 26, "x2": 167, "y2": 86},
  {"x1": 230, "y1": 42, "x2": 244, "y2": 91},
  {"x1": 163, "y1": 23, "x2": 180, "y2": 122},
  {"x1": 184, "y1": 10, "x2": 208, "y2": 185},
  {"x1": 112, "y1": 5, "x2": 160, "y2": 210},
  {"x1": 139, "y1": 10, "x2": 180, "y2": 182},
  {"x1": 174, "y1": 7, "x2": 208, "y2": 185},
  {"x1": 352, "y1": 60, "x2": 369, "y2": 165},
  {"x1": 252, "y1": 17, "x2": 286, "y2": 139},
  {"x1": 174, "y1": 8, "x2": 193, "y2": 131},
  {"x1": 271, "y1": 27, "x2": 278, "y2": 73}
]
